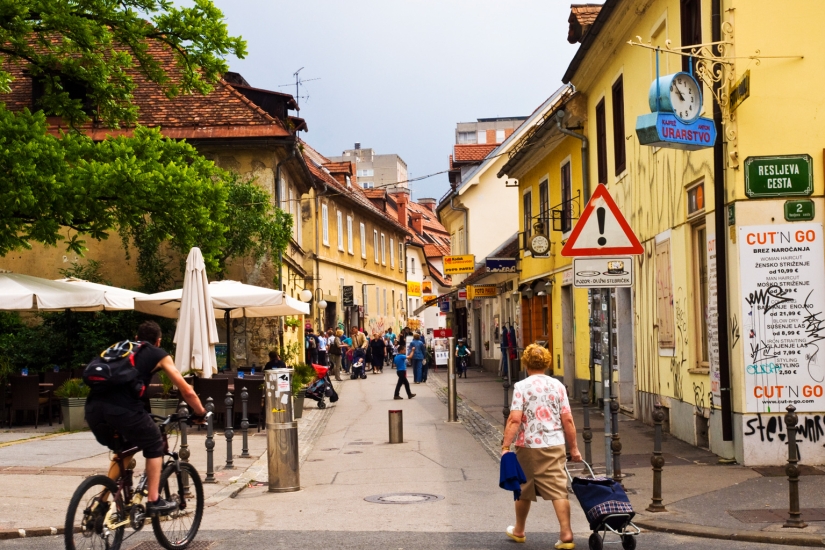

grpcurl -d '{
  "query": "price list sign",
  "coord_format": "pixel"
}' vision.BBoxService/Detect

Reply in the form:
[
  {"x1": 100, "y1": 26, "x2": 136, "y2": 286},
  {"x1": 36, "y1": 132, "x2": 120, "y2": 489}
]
[{"x1": 739, "y1": 223, "x2": 825, "y2": 412}]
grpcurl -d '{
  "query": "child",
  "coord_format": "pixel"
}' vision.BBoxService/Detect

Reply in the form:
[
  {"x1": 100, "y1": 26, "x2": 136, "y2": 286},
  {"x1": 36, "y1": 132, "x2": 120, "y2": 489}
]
[
  {"x1": 456, "y1": 339, "x2": 471, "y2": 378},
  {"x1": 350, "y1": 348, "x2": 367, "y2": 380}
]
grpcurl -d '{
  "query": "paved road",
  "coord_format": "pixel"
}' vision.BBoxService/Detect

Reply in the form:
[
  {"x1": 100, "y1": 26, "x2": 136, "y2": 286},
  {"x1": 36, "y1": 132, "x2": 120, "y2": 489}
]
[{"x1": 0, "y1": 529, "x2": 811, "y2": 549}]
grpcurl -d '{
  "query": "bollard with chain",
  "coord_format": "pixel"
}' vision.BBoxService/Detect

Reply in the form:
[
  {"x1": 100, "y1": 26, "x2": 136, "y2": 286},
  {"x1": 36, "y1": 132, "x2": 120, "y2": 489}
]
[
  {"x1": 646, "y1": 403, "x2": 667, "y2": 512},
  {"x1": 204, "y1": 397, "x2": 216, "y2": 483},
  {"x1": 178, "y1": 401, "x2": 191, "y2": 494},
  {"x1": 610, "y1": 397, "x2": 623, "y2": 484},
  {"x1": 581, "y1": 389, "x2": 592, "y2": 465},
  {"x1": 224, "y1": 391, "x2": 234, "y2": 469},
  {"x1": 783, "y1": 405, "x2": 807, "y2": 528},
  {"x1": 240, "y1": 386, "x2": 250, "y2": 458}
]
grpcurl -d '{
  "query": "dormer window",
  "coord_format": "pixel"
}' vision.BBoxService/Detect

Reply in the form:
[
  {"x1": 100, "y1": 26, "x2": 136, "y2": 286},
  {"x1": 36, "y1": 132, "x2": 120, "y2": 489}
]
[{"x1": 345, "y1": 175, "x2": 352, "y2": 188}]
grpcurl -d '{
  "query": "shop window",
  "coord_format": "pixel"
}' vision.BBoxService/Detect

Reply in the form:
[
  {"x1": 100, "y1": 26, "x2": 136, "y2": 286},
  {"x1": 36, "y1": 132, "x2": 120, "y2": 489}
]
[
  {"x1": 693, "y1": 225, "x2": 709, "y2": 367},
  {"x1": 656, "y1": 239, "x2": 675, "y2": 348}
]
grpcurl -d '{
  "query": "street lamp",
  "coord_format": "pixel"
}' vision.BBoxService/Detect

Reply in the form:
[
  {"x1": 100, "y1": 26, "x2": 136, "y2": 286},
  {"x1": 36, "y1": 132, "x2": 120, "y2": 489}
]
[
  {"x1": 315, "y1": 288, "x2": 327, "y2": 331},
  {"x1": 299, "y1": 289, "x2": 313, "y2": 303}
]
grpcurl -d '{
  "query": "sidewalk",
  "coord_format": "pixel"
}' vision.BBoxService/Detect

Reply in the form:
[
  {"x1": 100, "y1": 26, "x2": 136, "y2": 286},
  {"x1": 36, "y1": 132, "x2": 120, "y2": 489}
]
[{"x1": 429, "y1": 367, "x2": 825, "y2": 547}]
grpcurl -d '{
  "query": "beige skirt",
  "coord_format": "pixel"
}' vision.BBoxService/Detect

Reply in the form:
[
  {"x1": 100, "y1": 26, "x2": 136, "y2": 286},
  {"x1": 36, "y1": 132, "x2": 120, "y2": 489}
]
[{"x1": 515, "y1": 444, "x2": 568, "y2": 501}]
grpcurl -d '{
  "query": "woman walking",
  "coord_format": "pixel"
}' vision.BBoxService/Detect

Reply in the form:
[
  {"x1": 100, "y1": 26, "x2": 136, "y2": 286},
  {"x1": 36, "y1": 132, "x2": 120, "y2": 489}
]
[{"x1": 369, "y1": 332, "x2": 386, "y2": 373}]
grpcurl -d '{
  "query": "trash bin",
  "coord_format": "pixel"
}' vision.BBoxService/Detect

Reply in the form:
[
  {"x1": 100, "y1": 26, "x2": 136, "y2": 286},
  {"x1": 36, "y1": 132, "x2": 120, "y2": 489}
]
[
  {"x1": 389, "y1": 409, "x2": 403, "y2": 443},
  {"x1": 265, "y1": 369, "x2": 300, "y2": 492}
]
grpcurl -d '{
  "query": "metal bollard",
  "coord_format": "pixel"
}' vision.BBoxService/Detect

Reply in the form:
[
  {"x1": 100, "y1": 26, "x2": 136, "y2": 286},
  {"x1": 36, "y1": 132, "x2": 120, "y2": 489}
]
[
  {"x1": 204, "y1": 397, "x2": 216, "y2": 483},
  {"x1": 178, "y1": 401, "x2": 191, "y2": 493},
  {"x1": 581, "y1": 390, "x2": 593, "y2": 466},
  {"x1": 240, "y1": 386, "x2": 250, "y2": 458},
  {"x1": 611, "y1": 397, "x2": 623, "y2": 484},
  {"x1": 646, "y1": 403, "x2": 667, "y2": 512},
  {"x1": 389, "y1": 410, "x2": 403, "y2": 443},
  {"x1": 447, "y1": 336, "x2": 458, "y2": 422},
  {"x1": 224, "y1": 391, "x2": 234, "y2": 469},
  {"x1": 783, "y1": 405, "x2": 807, "y2": 528},
  {"x1": 502, "y1": 346, "x2": 512, "y2": 423}
]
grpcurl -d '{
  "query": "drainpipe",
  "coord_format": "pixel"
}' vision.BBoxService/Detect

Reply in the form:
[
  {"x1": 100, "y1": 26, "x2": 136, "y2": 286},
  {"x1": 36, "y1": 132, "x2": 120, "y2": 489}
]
[
  {"x1": 275, "y1": 160, "x2": 284, "y2": 356},
  {"x1": 554, "y1": 109, "x2": 591, "y2": 202},
  {"x1": 313, "y1": 176, "x2": 329, "y2": 332},
  {"x1": 712, "y1": 0, "x2": 734, "y2": 443},
  {"x1": 449, "y1": 193, "x2": 469, "y2": 255}
]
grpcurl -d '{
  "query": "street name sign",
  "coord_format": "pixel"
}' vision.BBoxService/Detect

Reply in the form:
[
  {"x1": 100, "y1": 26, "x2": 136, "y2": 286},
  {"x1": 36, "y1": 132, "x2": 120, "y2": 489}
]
[
  {"x1": 745, "y1": 154, "x2": 812, "y2": 198},
  {"x1": 561, "y1": 184, "x2": 643, "y2": 257},
  {"x1": 573, "y1": 257, "x2": 634, "y2": 288}
]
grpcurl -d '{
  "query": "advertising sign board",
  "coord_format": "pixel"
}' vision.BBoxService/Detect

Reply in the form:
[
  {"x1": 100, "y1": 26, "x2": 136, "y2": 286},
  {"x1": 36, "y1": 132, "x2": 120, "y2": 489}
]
[
  {"x1": 342, "y1": 285, "x2": 354, "y2": 307},
  {"x1": 444, "y1": 255, "x2": 475, "y2": 275},
  {"x1": 407, "y1": 281, "x2": 421, "y2": 297}
]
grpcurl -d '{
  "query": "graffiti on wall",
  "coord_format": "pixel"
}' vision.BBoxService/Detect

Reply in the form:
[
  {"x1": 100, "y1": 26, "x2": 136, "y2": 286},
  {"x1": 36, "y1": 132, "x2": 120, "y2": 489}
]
[{"x1": 744, "y1": 413, "x2": 825, "y2": 460}]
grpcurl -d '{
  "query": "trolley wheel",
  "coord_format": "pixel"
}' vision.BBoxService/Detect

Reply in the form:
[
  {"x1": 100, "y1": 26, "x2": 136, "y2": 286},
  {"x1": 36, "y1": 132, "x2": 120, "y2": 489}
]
[
  {"x1": 621, "y1": 535, "x2": 636, "y2": 550},
  {"x1": 588, "y1": 532, "x2": 603, "y2": 550},
  {"x1": 317, "y1": 401, "x2": 327, "y2": 409}
]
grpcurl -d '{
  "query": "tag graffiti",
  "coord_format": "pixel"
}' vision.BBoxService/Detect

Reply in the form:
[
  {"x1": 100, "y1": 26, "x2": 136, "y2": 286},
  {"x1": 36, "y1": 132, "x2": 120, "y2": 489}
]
[{"x1": 744, "y1": 413, "x2": 825, "y2": 460}]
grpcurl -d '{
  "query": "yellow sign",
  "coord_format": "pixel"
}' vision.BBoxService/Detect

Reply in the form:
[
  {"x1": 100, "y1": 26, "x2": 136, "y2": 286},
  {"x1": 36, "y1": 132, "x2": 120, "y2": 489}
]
[
  {"x1": 467, "y1": 284, "x2": 496, "y2": 300},
  {"x1": 407, "y1": 281, "x2": 422, "y2": 297},
  {"x1": 423, "y1": 295, "x2": 438, "y2": 305},
  {"x1": 422, "y1": 281, "x2": 433, "y2": 294},
  {"x1": 444, "y1": 254, "x2": 475, "y2": 275}
]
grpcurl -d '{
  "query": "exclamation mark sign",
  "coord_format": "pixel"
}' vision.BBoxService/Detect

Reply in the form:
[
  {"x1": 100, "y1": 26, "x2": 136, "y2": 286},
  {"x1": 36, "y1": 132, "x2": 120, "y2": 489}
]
[{"x1": 597, "y1": 207, "x2": 607, "y2": 246}]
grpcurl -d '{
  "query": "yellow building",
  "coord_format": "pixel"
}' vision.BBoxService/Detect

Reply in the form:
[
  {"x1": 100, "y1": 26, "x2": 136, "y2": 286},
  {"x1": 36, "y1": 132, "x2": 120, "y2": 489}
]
[
  {"x1": 301, "y1": 143, "x2": 408, "y2": 335},
  {"x1": 557, "y1": 0, "x2": 824, "y2": 465},
  {"x1": 497, "y1": 89, "x2": 593, "y2": 398}
]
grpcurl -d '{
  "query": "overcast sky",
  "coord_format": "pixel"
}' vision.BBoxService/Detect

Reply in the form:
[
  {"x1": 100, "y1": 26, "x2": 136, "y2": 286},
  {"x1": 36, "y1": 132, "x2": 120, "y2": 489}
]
[{"x1": 210, "y1": 0, "x2": 582, "y2": 200}]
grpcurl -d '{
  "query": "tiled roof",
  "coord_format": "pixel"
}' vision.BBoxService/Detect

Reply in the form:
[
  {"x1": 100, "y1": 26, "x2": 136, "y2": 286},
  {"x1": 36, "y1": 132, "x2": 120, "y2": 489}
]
[
  {"x1": 423, "y1": 243, "x2": 450, "y2": 258},
  {"x1": 568, "y1": 4, "x2": 603, "y2": 44},
  {"x1": 427, "y1": 262, "x2": 451, "y2": 287},
  {"x1": 407, "y1": 201, "x2": 450, "y2": 235},
  {"x1": 452, "y1": 144, "x2": 498, "y2": 163}
]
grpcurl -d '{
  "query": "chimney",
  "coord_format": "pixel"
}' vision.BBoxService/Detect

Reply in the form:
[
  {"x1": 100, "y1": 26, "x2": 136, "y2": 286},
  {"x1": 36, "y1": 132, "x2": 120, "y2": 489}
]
[
  {"x1": 388, "y1": 187, "x2": 410, "y2": 228},
  {"x1": 417, "y1": 198, "x2": 437, "y2": 212},
  {"x1": 410, "y1": 212, "x2": 424, "y2": 235},
  {"x1": 354, "y1": 142, "x2": 361, "y2": 150}
]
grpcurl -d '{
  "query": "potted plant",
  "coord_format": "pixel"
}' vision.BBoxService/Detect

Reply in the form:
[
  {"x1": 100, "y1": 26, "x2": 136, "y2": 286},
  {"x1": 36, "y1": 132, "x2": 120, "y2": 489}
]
[
  {"x1": 54, "y1": 379, "x2": 90, "y2": 431},
  {"x1": 284, "y1": 317, "x2": 300, "y2": 333},
  {"x1": 150, "y1": 371, "x2": 179, "y2": 417},
  {"x1": 291, "y1": 363, "x2": 315, "y2": 419}
]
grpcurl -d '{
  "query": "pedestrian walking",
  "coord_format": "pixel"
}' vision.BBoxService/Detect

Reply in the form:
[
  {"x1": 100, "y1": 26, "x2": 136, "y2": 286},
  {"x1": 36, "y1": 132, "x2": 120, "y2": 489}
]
[
  {"x1": 341, "y1": 332, "x2": 352, "y2": 373},
  {"x1": 317, "y1": 330, "x2": 328, "y2": 366},
  {"x1": 305, "y1": 328, "x2": 319, "y2": 365},
  {"x1": 369, "y1": 332, "x2": 385, "y2": 373},
  {"x1": 500, "y1": 344, "x2": 582, "y2": 549},
  {"x1": 407, "y1": 332, "x2": 426, "y2": 383},
  {"x1": 393, "y1": 350, "x2": 415, "y2": 400},
  {"x1": 328, "y1": 329, "x2": 344, "y2": 381}
]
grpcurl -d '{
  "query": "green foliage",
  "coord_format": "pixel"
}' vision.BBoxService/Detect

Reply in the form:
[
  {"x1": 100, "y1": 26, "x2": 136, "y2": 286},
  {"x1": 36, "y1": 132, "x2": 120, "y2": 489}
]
[
  {"x1": 157, "y1": 370, "x2": 175, "y2": 399},
  {"x1": 58, "y1": 259, "x2": 110, "y2": 284},
  {"x1": 291, "y1": 363, "x2": 315, "y2": 396},
  {"x1": 280, "y1": 341, "x2": 303, "y2": 366},
  {"x1": 54, "y1": 378, "x2": 90, "y2": 399}
]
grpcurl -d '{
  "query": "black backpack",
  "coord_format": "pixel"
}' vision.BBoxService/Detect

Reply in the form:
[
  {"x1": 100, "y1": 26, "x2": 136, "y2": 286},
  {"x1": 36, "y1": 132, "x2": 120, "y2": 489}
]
[{"x1": 82, "y1": 341, "x2": 147, "y2": 398}]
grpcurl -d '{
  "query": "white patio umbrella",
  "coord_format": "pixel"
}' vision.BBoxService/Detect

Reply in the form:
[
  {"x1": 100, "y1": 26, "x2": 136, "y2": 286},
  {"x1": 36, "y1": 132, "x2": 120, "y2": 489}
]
[
  {"x1": 173, "y1": 248, "x2": 220, "y2": 377},
  {"x1": 54, "y1": 278, "x2": 148, "y2": 310},
  {"x1": 0, "y1": 273, "x2": 107, "y2": 311}
]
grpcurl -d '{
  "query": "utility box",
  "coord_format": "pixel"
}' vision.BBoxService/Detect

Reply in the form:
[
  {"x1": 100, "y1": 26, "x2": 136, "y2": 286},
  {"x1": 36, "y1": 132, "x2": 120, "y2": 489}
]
[{"x1": 265, "y1": 369, "x2": 300, "y2": 492}]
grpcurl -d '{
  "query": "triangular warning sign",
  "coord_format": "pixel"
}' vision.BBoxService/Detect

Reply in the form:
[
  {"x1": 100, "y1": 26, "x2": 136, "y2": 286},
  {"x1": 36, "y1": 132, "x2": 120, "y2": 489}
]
[{"x1": 561, "y1": 184, "x2": 643, "y2": 257}]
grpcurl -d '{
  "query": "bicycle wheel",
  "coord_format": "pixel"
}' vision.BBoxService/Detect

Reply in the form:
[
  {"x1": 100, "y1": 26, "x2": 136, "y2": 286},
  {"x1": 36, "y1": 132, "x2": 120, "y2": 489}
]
[
  {"x1": 65, "y1": 475, "x2": 124, "y2": 550},
  {"x1": 152, "y1": 462, "x2": 204, "y2": 550}
]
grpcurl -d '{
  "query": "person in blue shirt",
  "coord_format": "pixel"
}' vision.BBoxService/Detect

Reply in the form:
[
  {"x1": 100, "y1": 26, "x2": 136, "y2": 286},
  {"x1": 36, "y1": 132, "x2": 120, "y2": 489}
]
[
  {"x1": 393, "y1": 352, "x2": 415, "y2": 400},
  {"x1": 408, "y1": 332, "x2": 427, "y2": 383},
  {"x1": 456, "y1": 338, "x2": 471, "y2": 378}
]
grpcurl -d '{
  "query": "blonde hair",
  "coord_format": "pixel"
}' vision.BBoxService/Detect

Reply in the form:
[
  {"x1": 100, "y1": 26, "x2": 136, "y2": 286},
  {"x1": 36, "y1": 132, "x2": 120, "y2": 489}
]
[
  {"x1": 522, "y1": 344, "x2": 551, "y2": 373},
  {"x1": 335, "y1": 329, "x2": 343, "y2": 337}
]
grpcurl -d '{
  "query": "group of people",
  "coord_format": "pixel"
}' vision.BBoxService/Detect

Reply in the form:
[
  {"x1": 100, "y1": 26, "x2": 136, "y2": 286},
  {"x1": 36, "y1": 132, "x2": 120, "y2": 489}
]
[{"x1": 305, "y1": 326, "x2": 404, "y2": 381}]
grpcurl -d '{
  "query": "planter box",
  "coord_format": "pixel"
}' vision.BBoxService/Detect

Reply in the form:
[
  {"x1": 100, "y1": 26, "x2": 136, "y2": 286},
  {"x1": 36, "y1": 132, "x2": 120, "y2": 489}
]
[
  {"x1": 150, "y1": 398, "x2": 180, "y2": 418},
  {"x1": 293, "y1": 390, "x2": 305, "y2": 420},
  {"x1": 60, "y1": 398, "x2": 88, "y2": 431}
]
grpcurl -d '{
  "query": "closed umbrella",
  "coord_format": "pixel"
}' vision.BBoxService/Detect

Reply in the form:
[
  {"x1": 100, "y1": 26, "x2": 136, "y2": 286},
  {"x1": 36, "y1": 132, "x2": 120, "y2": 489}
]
[{"x1": 173, "y1": 248, "x2": 219, "y2": 378}]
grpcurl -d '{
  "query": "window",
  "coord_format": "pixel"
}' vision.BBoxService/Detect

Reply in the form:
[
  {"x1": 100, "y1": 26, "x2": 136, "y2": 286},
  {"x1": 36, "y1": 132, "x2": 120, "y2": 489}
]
[
  {"x1": 399, "y1": 243, "x2": 404, "y2": 271},
  {"x1": 345, "y1": 175, "x2": 352, "y2": 188},
  {"x1": 457, "y1": 131, "x2": 477, "y2": 144},
  {"x1": 337, "y1": 210, "x2": 344, "y2": 250},
  {"x1": 496, "y1": 129, "x2": 505, "y2": 143},
  {"x1": 288, "y1": 188, "x2": 296, "y2": 241},
  {"x1": 361, "y1": 181, "x2": 374, "y2": 189},
  {"x1": 538, "y1": 179, "x2": 549, "y2": 226},
  {"x1": 278, "y1": 175, "x2": 287, "y2": 211},
  {"x1": 693, "y1": 225, "x2": 709, "y2": 367},
  {"x1": 362, "y1": 284, "x2": 369, "y2": 316},
  {"x1": 357, "y1": 168, "x2": 374, "y2": 177},
  {"x1": 561, "y1": 162, "x2": 572, "y2": 233},
  {"x1": 596, "y1": 99, "x2": 608, "y2": 184},
  {"x1": 410, "y1": 257, "x2": 415, "y2": 274},
  {"x1": 612, "y1": 76, "x2": 626, "y2": 176},
  {"x1": 656, "y1": 239, "x2": 675, "y2": 348},
  {"x1": 295, "y1": 188, "x2": 302, "y2": 246},
  {"x1": 321, "y1": 203, "x2": 329, "y2": 246},
  {"x1": 31, "y1": 73, "x2": 93, "y2": 115},
  {"x1": 380, "y1": 233, "x2": 386, "y2": 265},
  {"x1": 457, "y1": 227, "x2": 466, "y2": 255},
  {"x1": 347, "y1": 216, "x2": 354, "y2": 254},
  {"x1": 477, "y1": 131, "x2": 487, "y2": 144},
  {"x1": 360, "y1": 223, "x2": 366, "y2": 259},
  {"x1": 374, "y1": 230, "x2": 379, "y2": 263},
  {"x1": 687, "y1": 181, "x2": 705, "y2": 217},
  {"x1": 523, "y1": 191, "x2": 532, "y2": 240},
  {"x1": 681, "y1": 0, "x2": 703, "y2": 74},
  {"x1": 390, "y1": 238, "x2": 395, "y2": 267}
]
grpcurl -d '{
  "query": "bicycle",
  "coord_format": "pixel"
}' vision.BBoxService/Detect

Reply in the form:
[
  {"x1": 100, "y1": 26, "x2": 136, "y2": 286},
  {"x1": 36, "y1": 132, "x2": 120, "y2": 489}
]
[{"x1": 65, "y1": 412, "x2": 209, "y2": 550}]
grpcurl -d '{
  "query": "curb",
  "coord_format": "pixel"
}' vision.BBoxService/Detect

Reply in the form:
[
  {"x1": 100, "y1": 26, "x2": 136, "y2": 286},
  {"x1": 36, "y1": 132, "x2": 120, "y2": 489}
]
[
  {"x1": 0, "y1": 527, "x2": 62, "y2": 540},
  {"x1": 635, "y1": 517, "x2": 825, "y2": 547}
]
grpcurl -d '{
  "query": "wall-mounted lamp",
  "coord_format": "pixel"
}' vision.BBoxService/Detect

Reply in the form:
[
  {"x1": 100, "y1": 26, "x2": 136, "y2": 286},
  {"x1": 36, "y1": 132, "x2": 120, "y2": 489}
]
[
  {"x1": 299, "y1": 289, "x2": 313, "y2": 303},
  {"x1": 536, "y1": 290, "x2": 547, "y2": 297}
]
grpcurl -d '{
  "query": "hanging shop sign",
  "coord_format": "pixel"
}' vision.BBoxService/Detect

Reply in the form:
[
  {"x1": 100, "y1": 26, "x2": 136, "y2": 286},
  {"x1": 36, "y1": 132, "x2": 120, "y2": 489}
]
[
  {"x1": 444, "y1": 254, "x2": 475, "y2": 275},
  {"x1": 438, "y1": 297, "x2": 451, "y2": 313},
  {"x1": 636, "y1": 72, "x2": 716, "y2": 151},
  {"x1": 784, "y1": 200, "x2": 815, "y2": 222},
  {"x1": 457, "y1": 289, "x2": 467, "y2": 300},
  {"x1": 423, "y1": 295, "x2": 438, "y2": 305},
  {"x1": 467, "y1": 284, "x2": 496, "y2": 300},
  {"x1": 407, "y1": 281, "x2": 422, "y2": 297},
  {"x1": 486, "y1": 257, "x2": 517, "y2": 273},
  {"x1": 729, "y1": 70, "x2": 750, "y2": 113},
  {"x1": 745, "y1": 154, "x2": 812, "y2": 198},
  {"x1": 572, "y1": 257, "x2": 634, "y2": 288},
  {"x1": 738, "y1": 223, "x2": 825, "y2": 413},
  {"x1": 422, "y1": 281, "x2": 433, "y2": 294},
  {"x1": 561, "y1": 184, "x2": 643, "y2": 257}
]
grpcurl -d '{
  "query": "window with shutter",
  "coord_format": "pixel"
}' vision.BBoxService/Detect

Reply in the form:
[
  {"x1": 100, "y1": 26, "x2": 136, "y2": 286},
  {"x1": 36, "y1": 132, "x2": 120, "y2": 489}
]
[
  {"x1": 656, "y1": 240, "x2": 675, "y2": 348},
  {"x1": 322, "y1": 203, "x2": 329, "y2": 246},
  {"x1": 360, "y1": 223, "x2": 366, "y2": 259},
  {"x1": 337, "y1": 211, "x2": 344, "y2": 251}
]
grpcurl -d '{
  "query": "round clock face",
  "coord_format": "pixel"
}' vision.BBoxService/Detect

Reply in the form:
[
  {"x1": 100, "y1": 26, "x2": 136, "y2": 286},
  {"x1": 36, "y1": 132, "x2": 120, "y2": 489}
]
[
  {"x1": 669, "y1": 74, "x2": 701, "y2": 122},
  {"x1": 530, "y1": 235, "x2": 549, "y2": 255}
]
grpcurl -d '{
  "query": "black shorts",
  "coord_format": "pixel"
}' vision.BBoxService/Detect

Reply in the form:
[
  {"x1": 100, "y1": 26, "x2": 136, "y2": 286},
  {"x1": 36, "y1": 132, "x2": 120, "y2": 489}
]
[{"x1": 85, "y1": 400, "x2": 164, "y2": 459}]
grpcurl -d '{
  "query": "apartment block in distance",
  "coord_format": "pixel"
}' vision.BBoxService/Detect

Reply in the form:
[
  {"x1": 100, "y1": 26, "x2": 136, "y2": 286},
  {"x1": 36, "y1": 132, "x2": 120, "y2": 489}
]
[{"x1": 329, "y1": 143, "x2": 408, "y2": 190}]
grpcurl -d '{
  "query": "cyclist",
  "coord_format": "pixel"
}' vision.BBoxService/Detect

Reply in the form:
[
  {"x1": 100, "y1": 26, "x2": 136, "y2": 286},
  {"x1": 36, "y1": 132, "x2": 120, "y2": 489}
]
[
  {"x1": 85, "y1": 321, "x2": 207, "y2": 515},
  {"x1": 456, "y1": 338, "x2": 471, "y2": 378}
]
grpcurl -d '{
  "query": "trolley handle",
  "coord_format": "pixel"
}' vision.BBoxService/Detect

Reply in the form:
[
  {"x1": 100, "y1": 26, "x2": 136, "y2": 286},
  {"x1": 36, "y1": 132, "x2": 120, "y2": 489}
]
[{"x1": 564, "y1": 459, "x2": 596, "y2": 483}]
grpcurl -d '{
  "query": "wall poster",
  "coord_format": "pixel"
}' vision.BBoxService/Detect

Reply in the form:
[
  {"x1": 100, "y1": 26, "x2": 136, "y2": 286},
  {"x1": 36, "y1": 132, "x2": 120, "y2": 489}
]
[
  {"x1": 707, "y1": 232, "x2": 721, "y2": 406},
  {"x1": 739, "y1": 223, "x2": 825, "y2": 413}
]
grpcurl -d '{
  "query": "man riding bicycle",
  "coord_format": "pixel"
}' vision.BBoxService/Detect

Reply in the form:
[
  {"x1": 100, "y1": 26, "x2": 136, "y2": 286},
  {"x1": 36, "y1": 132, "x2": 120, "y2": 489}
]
[
  {"x1": 456, "y1": 338, "x2": 471, "y2": 379},
  {"x1": 85, "y1": 321, "x2": 207, "y2": 515}
]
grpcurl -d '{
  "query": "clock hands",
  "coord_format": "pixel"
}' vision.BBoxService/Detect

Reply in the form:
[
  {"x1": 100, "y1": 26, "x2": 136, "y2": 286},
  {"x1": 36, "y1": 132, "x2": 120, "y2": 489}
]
[{"x1": 672, "y1": 83, "x2": 685, "y2": 102}]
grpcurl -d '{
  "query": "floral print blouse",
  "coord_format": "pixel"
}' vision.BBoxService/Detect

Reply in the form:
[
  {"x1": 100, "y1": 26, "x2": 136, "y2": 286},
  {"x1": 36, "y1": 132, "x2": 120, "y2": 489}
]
[{"x1": 510, "y1": 374, "x2": 571, "y2": 448}]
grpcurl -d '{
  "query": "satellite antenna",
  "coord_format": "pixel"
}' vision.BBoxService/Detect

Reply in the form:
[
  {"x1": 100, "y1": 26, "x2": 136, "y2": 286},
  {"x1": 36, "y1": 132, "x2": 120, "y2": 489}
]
[{"x1": 279, "y1": 67, "x2": 320, "y2": 109}]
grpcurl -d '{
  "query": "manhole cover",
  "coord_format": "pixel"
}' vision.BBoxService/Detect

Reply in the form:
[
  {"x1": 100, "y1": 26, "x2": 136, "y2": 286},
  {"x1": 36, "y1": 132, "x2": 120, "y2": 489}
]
[{"x1": 365, "y1": 492, "x2": 444, "y2": 504}]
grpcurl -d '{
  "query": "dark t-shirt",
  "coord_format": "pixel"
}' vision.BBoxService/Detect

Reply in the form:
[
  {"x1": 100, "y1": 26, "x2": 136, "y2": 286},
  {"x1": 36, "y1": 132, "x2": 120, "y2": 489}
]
[
  {"x1": 265, "y1": 359, "x2": 286, "y2": 370},
  {"x1": 87, "y1": 343, "x2": 169, "y2": 407}
]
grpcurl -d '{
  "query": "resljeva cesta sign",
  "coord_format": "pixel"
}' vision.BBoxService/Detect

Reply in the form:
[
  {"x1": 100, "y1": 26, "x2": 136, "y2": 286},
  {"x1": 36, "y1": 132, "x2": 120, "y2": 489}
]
[{"x1": 745, "y1": 154, "x2": 812, "y2": 198}]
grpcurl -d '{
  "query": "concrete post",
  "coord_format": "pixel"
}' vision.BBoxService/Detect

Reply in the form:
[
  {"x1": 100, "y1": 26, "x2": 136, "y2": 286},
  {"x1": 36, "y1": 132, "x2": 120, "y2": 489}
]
[
  {"x1": 783, "y1": 405, "x2": 807, "y2": 528},
  {"x1": 389, "y1": 410, "x2": 403, "y2": 443}
]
